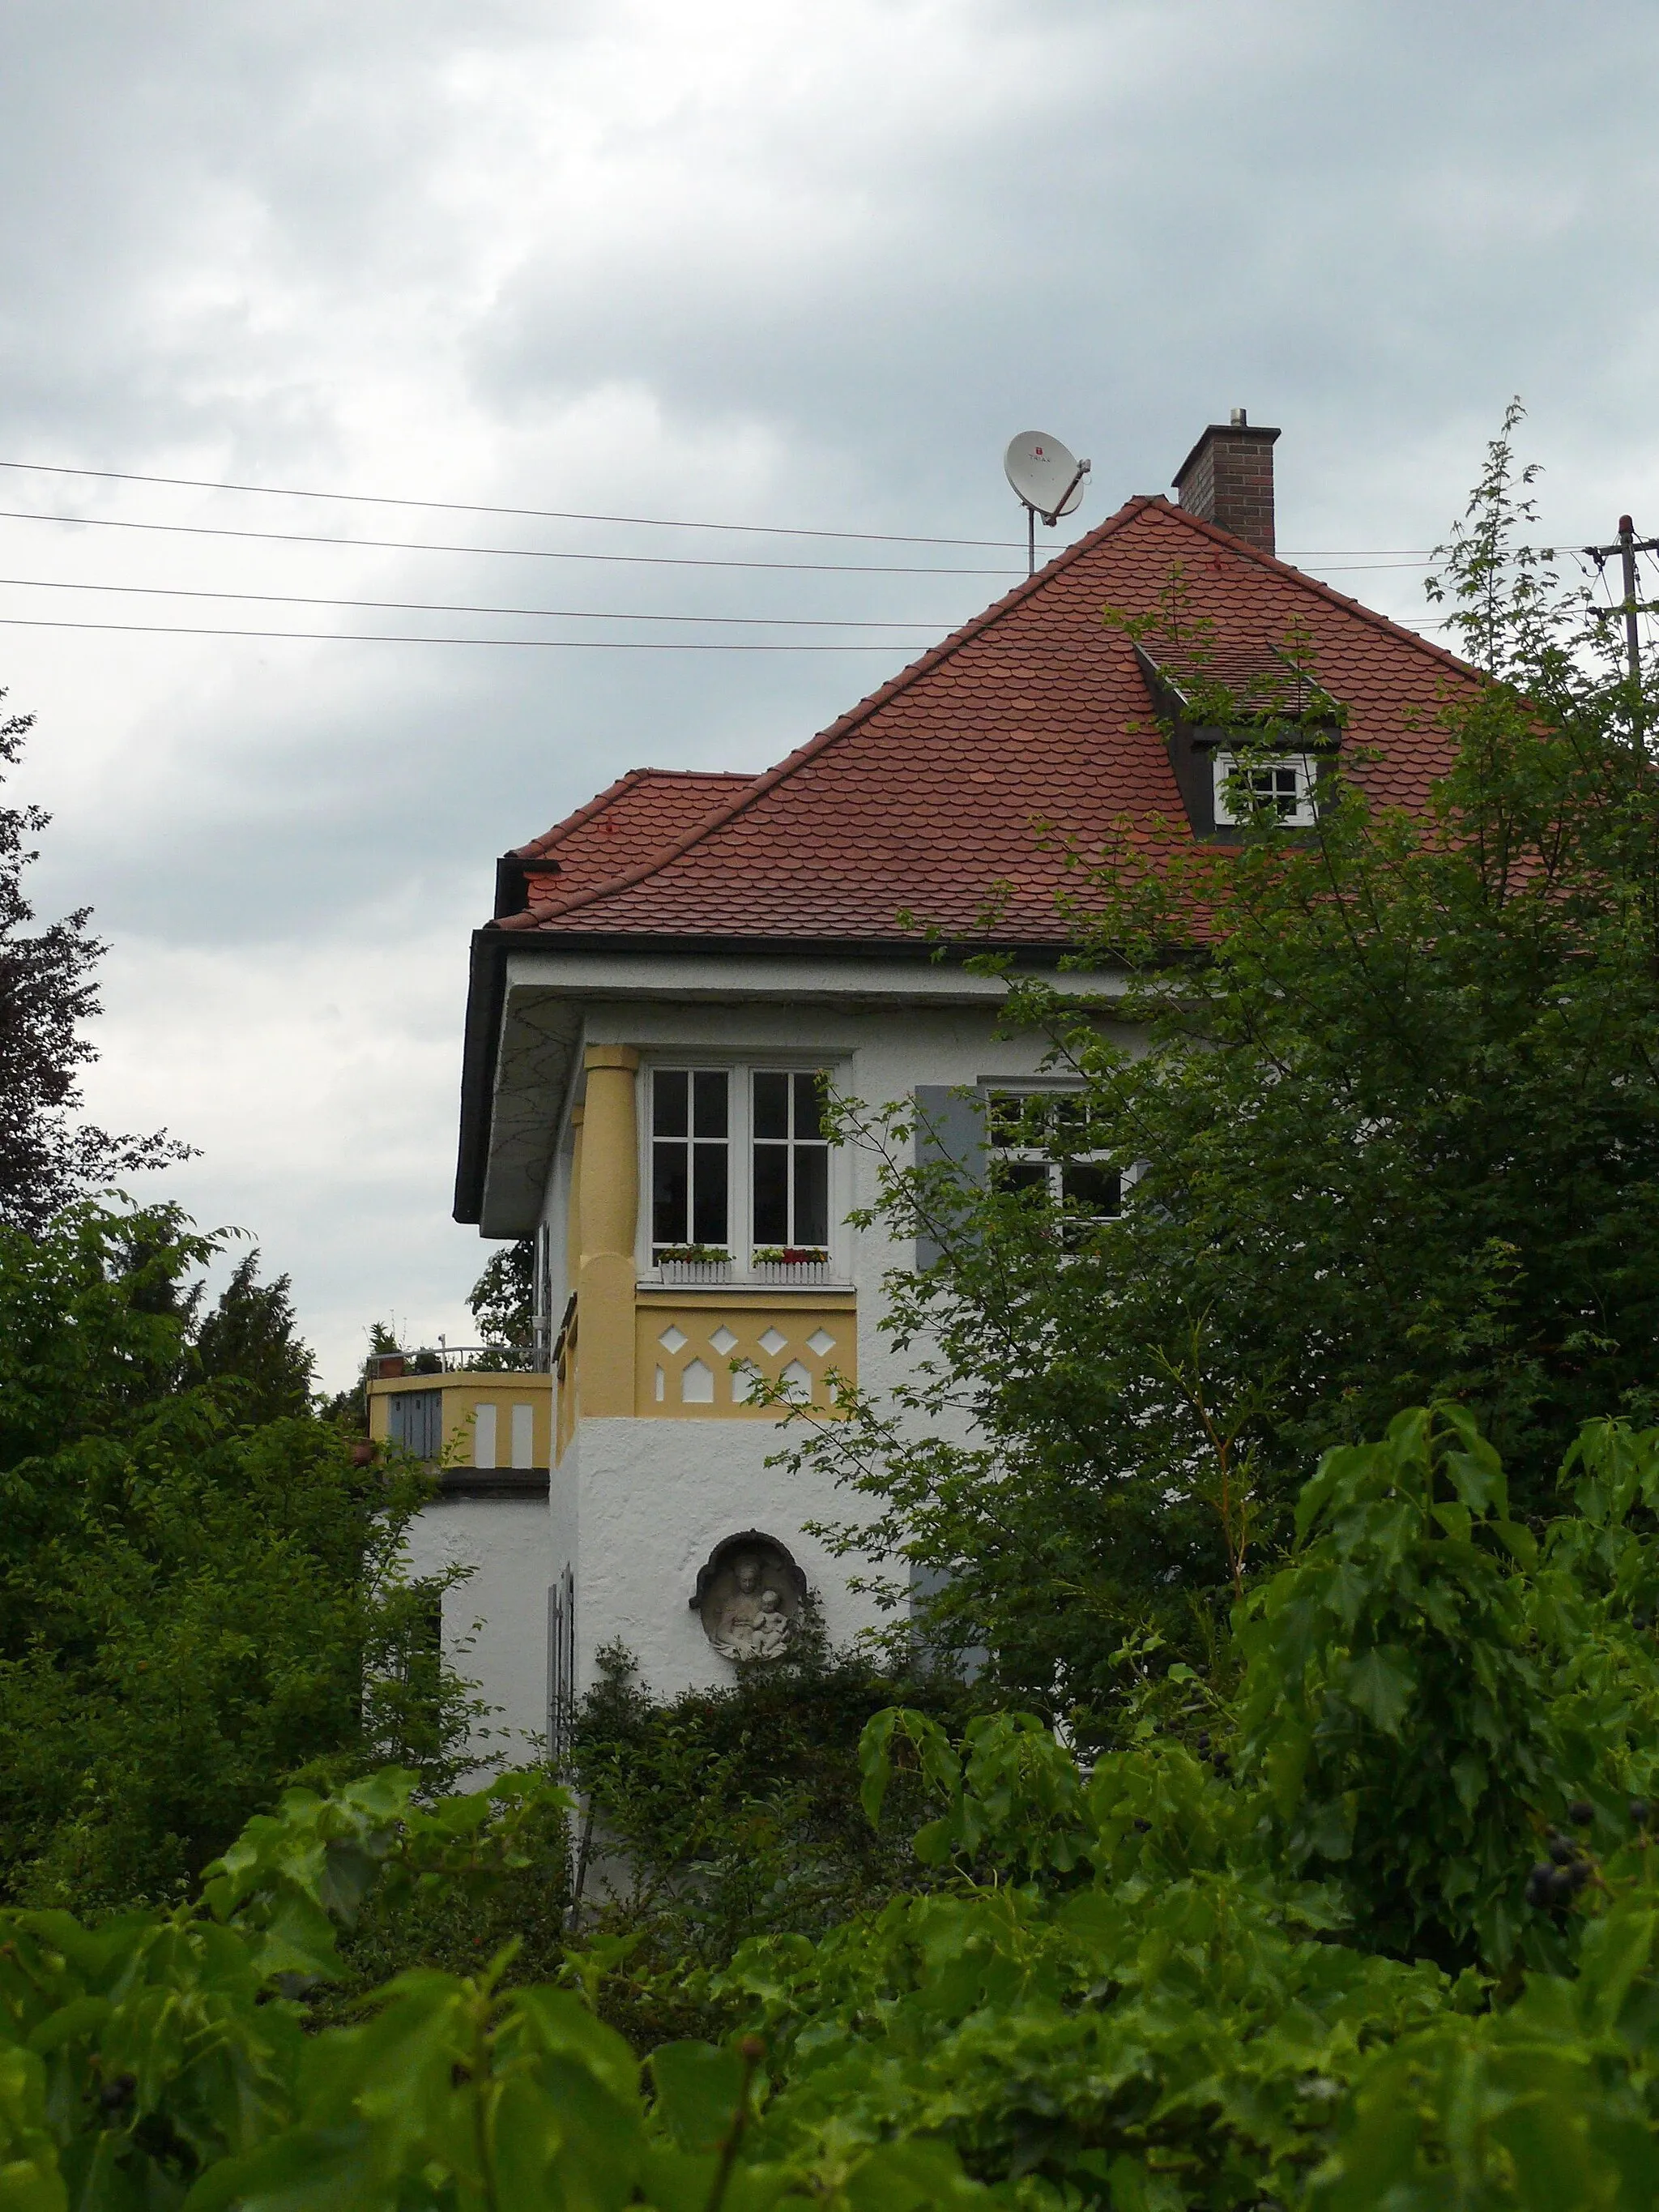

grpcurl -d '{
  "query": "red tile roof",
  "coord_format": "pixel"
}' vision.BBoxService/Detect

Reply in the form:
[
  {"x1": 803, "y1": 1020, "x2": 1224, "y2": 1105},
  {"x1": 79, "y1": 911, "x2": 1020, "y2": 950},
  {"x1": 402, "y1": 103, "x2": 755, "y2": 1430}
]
[
  {"x1": 510, "y1": 767, "x2": 754, "y2": 900},
  {"x1": 497, "y1": 497, "x2": 1479, "y2": 943}
]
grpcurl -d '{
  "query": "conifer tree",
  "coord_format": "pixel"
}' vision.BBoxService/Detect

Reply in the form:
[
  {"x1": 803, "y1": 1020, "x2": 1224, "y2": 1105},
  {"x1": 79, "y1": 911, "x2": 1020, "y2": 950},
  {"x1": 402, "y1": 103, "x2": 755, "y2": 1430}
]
[{"x1": 0, "y1": 697, "x2": 182, "y2": 1231}]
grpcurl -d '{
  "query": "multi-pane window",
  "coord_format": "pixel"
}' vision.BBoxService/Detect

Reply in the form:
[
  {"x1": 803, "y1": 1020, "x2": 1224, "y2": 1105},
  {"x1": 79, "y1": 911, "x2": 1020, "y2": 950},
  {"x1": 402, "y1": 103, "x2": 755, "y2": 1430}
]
[
  {"x1": 752, "y1": 1071, "x2": 830, "y2": 1249},
  {"x1": 648, "y1": 1064, "x2": 836, "y2": 1265},
  {"x1": 651, "y1": 1068, "x2": 731, "y2": 1253},
  {"x1": 987, "y1": 1093, "x2": 1123, "y2": 1249},
  {"x1": 1213, "y1": 752, "x2": 1316, "y2": 826}
]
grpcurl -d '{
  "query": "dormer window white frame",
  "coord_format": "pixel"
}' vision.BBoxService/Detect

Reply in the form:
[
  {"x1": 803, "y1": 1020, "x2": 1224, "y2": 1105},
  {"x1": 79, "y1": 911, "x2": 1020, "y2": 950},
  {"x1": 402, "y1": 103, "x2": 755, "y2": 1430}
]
[
  {"x1": 1212, "y1": 749, "x2": 1320, "y2": 828},
  {"x1": 641, "y1": 1058, "x2": 847, "y2": 1279}
]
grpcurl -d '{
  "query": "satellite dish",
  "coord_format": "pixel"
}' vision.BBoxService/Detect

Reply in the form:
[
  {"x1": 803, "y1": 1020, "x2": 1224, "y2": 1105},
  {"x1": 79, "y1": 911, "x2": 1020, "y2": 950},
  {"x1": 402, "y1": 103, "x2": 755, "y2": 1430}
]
[
  {"x1": 1005, "y1": 431, "x2": 1090, "y2": 519},
  {"x1": 1004, "y1": 430, "x2": 1090, "y2": 573}
]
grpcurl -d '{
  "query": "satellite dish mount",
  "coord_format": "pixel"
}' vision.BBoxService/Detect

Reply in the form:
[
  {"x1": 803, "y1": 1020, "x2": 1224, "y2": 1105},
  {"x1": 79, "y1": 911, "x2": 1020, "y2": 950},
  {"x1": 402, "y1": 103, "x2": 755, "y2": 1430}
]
[{"x1": 1004, "y1": 431, "x2": 1091, "y2": 575}]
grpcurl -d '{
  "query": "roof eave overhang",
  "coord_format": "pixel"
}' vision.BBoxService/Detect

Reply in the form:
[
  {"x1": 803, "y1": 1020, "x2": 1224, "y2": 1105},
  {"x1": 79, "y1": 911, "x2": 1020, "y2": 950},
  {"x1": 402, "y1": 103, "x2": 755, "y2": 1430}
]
[{"x1": 453, "y1": 925, "x2": 1090, "y2": 1232}]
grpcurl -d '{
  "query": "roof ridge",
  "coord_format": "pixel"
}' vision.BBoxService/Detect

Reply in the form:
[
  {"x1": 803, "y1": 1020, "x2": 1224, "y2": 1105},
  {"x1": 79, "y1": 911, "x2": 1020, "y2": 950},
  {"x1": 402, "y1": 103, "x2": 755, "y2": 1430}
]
[{"x1": 500, "y1": 494, "x2": 1166, "y2": 929}]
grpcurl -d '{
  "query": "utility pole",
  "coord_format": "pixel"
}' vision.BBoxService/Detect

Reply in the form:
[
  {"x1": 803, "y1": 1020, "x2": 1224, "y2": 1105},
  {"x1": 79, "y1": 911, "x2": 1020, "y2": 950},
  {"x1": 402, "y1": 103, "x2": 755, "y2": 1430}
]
[{"x1": 1583, "y1": 515, "x2": 1659, "y2": 685}]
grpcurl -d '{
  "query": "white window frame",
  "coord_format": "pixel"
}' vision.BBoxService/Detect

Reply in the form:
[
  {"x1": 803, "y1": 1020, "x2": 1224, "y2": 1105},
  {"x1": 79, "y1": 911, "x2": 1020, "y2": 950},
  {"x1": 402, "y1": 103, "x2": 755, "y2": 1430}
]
[
  {"x1": 986, "y1": 1090, "x2": 1132, "y2": 1246},
  {"x1": 638, "y1": 1057, "x2": 849, "y2": 1282},
  {"x1": 646, "y1": 1064, "x2": 733, "y2": 1259},
  {"x1": 1213, "y1": 749, "x2": 1319, "y2": 827}
]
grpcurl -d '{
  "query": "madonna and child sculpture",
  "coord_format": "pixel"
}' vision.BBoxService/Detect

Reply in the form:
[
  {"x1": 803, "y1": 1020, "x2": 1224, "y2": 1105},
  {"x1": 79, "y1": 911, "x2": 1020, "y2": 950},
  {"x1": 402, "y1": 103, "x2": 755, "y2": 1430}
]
[{"x1": 692, "y1": 1535, "x2": 805, "y2": 1663}]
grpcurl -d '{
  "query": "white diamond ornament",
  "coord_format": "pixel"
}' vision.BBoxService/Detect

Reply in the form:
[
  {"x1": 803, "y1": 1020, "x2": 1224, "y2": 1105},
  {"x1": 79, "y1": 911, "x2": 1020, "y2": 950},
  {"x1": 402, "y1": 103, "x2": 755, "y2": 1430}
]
[
  {"x1": 806, "y1": 1328, "x2": 835, "y2": 1356},
  {"x1": 758, "y1": 1326, "x2": 787, "y2": 1356},
  {"x1": 657, "y1": 1325, "x2": 688, "y2": 1353},
  {"x1": 710, "y1": 1326, "x2": 738, "y2": 1355}
]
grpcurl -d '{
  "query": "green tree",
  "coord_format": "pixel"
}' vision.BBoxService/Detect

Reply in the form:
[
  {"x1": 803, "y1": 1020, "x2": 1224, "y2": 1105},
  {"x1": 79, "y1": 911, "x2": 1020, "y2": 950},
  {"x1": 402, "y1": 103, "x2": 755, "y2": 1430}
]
[
  {"x1": 788, "y1": 409, "x2": 1659, "y2": 1721},
  {"x1": 467, "y1": 1237, "x2": 534, "y2": 1347},
  {"x1": 0, "y1": 694, "x2": 185, "y2": 1232},
  {"x1": 194, "y1": 1246, "x2": 316, "y2": 1422},
  {"x1": 0, "y1": 1203, "x2": 476, "y2": 1909}
]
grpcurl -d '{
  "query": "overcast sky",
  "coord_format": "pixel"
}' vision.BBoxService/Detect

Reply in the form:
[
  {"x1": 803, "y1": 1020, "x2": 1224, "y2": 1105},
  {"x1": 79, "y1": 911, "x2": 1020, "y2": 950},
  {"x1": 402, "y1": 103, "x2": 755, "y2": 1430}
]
[{"x1": 3, "y1": 1, "x2": 1657, "y2": 1387}]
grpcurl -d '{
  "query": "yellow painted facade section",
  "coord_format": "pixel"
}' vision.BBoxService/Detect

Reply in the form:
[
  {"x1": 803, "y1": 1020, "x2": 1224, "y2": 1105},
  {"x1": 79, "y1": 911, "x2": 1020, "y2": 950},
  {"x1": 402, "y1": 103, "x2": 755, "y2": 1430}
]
[
  {"x1": 549, "y1": 1050, "x2": 860, "y2": 1451},
  {"x1": 366, "y1": 1371, "x2": 553, "y2": 1468},
  {"x1": 576, "y1": 1046, "x2": 639, "y2": 1418},
  {"x1": 633, "y1": 1289, "x2": 856, "y2": 1417}
]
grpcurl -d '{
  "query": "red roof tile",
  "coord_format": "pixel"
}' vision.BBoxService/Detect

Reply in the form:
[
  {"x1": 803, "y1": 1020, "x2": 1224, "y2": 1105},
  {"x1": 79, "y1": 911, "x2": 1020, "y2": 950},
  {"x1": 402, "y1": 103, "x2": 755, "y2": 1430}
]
[
  {"x1": 497, "y1": 498, "x2": 1480, "y2": 943},
  {"x1": 512, "y1": 767, "x2": 755, "y2": 903}
]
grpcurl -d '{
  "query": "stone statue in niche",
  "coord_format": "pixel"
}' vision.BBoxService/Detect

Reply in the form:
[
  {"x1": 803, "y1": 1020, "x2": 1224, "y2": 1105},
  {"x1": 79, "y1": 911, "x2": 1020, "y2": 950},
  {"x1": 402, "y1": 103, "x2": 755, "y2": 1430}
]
[{"x1": 694, "y1": 1537, "x2": 804, "y2": 1661}]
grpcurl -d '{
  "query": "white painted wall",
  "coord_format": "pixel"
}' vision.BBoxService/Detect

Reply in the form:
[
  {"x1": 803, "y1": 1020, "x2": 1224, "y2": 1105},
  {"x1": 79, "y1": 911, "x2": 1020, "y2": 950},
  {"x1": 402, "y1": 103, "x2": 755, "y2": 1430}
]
[
  {"x1": 570, "y1": 1415, "x2": 888, "y2": 1697},
  {"x1": 405, "y1": 1496, "x2": 553, "y2": 1770}
]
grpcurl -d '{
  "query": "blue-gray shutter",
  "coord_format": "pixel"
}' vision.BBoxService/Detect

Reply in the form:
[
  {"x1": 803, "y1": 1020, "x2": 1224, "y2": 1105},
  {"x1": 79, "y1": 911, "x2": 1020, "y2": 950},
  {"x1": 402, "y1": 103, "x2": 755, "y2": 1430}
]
[
  {"x1": 912, "y1": 1085, "x2": 987, "y2": 1268},
  {"x1": 389, "y1": 1389, "x2": 443, "y2": 1460},
  {"x1": 908, "y1": 1560, "x2": 987, "y2": 1680}
]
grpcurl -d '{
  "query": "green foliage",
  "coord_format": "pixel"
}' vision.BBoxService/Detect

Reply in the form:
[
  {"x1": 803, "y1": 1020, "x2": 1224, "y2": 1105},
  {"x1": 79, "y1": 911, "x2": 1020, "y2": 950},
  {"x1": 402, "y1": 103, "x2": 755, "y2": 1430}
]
[
  {"x1": 310, "y1": 1771, "x2": 574, "y2": 2025},
  {"x1": 786, "y1": 409, "x2": 1659, "y2": 1721},
  {"x1": 192, "y1": 1248, "x2": 314, "y2": 1421},
  {"x1": 13, "y1": 1411, "x2": 1659, "y2": 2206},
  {"x1": 1232, "y1": 1410, "x2": 1659, "y2": 1975},
  {"x1": 0, "y1": 1204, "x2": 479, "y2": 1911},
  {"x1": 467, "y1": 1238, "x2": 535, "y2": 1347},
  {"x1": 0, "y1": 692, "x2": 186, "y2": 1233},
  {"x1": 564, "y1": 1642, "x2": 979, "y2": 2045}
]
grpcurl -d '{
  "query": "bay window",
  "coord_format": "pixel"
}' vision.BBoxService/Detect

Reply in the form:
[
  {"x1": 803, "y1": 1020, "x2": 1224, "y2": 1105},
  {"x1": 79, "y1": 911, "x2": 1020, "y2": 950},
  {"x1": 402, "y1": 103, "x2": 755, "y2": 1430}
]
[{"x1": 647, "y1": 1063, "x2": 838, "y2": 1269}]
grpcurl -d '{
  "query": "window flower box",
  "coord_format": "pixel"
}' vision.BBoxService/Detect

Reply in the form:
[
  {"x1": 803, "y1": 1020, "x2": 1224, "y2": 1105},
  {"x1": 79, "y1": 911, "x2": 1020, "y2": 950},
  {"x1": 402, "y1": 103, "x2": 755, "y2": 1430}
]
[
  {"x1": 752, "y1": 1246, "x2": 833, "y2": 1284},
  {"x1": 658, "y1": 1245, "x2": 733, "y2": 1284}
]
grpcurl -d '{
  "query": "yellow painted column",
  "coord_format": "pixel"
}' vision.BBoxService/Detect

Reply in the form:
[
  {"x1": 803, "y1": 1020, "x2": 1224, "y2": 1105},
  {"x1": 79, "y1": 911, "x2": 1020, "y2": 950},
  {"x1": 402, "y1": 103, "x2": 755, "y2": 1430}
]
[
  {"x1": 565, "y1": 1107, "x2": 585, "y2": 1297},
  {"x1": 576, "y1": 1047, "x2": 639, "y2": 1417}
]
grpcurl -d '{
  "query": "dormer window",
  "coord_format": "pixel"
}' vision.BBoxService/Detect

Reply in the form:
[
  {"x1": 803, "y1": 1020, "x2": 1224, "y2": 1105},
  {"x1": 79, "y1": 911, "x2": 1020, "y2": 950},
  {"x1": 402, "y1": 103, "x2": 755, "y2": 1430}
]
[
  {"x1": 1213, "y1": 751, "x2": 1318, "y2": 828},
  {"x1": 1132, "y1": 642, "x2": 1341, "y2": 842}
]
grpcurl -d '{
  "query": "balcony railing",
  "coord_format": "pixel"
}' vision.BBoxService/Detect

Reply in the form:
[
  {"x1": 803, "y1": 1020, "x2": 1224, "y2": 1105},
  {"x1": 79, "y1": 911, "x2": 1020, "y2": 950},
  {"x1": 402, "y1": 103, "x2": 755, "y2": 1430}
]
[{"x1": 368, "y1": 1343, "x2": 547, "y2": 1381}]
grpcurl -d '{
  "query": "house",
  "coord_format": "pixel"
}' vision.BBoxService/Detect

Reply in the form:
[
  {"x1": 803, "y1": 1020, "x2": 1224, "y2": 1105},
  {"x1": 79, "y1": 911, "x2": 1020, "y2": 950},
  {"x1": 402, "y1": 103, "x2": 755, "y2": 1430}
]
[{"x1": 431, "y1": 414, "x2": 1478, "y2": 1760}]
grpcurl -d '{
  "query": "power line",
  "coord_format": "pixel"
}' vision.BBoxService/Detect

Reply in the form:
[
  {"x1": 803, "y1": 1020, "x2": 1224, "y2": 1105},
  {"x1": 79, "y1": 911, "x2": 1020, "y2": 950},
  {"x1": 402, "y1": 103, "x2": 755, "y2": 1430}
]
[
  {"x1": 0, "y1": 506, "x2": 1019, "y2": 576},
  {"x1": 0, "y1": 456, "x2": 1030, "y2": 551},
  {"x1": 0, "y1": 462, "x2": 1458, "y2": 563},
  {"x1": 0, "y1": 574, "x2": 943, "y2": 629},
  {"x1": 0, "y1": 613, "x2": 935, "y2": 650}
]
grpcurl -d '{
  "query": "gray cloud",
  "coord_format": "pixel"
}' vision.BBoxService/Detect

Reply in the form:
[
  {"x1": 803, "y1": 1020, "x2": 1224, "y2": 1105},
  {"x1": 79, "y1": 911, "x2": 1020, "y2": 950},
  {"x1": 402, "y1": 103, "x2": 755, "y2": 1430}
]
[{"x1": 2, "y1": 0, "x2": 1656, "y2": 1381}]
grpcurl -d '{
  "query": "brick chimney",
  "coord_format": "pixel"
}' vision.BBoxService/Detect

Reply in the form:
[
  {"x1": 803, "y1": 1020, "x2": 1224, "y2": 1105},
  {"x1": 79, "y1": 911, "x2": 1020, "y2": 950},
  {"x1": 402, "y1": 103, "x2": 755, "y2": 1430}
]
[{"x1": 1173, "y1": 408, "x2": 1280, "y2": 553}]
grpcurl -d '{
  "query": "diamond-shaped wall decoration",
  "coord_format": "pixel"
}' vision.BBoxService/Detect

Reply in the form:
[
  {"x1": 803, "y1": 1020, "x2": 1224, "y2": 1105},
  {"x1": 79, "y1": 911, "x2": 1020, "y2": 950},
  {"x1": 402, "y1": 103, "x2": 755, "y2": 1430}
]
[
  {"x1": 710, "y1": 1325, "x2": 738, "y2": 1355},
  {"x1": 657, "y1": 1325, "x2": 688, "y2": 1353},
  {"x1": 758, "y1": 1326, "x2": 787, "y2": 1357},
  {"x1": 806, "y1": 1328, "x2": 836, "y2": 1357}
]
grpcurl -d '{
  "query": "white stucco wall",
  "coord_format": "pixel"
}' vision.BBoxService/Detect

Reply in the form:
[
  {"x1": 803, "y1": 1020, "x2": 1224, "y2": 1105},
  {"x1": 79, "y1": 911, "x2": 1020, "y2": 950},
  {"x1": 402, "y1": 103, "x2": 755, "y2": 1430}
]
[
  {"x1": 405, "y1": 1495, "x2": 553, "y2": 1770},
  {"x1": 567, "y1": 1415, "x2": 888, "y2": 1697}
]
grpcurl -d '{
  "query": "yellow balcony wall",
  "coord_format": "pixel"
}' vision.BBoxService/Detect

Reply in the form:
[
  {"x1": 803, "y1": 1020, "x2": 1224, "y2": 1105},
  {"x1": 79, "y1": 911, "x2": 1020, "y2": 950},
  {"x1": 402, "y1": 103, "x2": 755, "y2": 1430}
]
[
  {"x1": 633, "y1": 1289, "x2": 855, "y2": 1417},
  {"x1": 366, "y1": 1371, "x2": 553, "y2": 1469}
]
